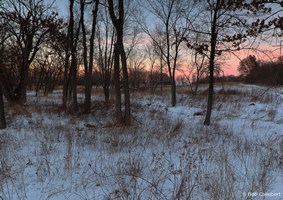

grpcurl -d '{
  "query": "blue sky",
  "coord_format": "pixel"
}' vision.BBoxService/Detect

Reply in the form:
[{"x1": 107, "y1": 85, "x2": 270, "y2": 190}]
[{"x1": 49, "y1": 0, "x2": 68, "y2": 16}]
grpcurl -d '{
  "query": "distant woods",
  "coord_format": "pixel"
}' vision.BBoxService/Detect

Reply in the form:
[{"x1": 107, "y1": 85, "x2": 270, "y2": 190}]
[
  {"x1": 238, "y1": 55, "x2": 283, "y2": 85},
  {"x1": 0, "y1": 0, "x2": 283, "y2": 128}
]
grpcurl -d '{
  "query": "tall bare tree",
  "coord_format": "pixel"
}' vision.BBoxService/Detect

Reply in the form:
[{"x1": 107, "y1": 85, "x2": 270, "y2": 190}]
[
  {"x1": 107, "y1": 0, "x2": 131, "y2": 125},
  {"x1": 96, "y1": 4, "x2": 115, "y2": 102},
  {"x1": 80, "y1": 0, "x2": 99, "y2": 113},
  {"x1": 138, "y1": 0, "x2": 194, "y2": 106},
  {"x1": 183, "y1": 0, "x2": 278, "y2": 125},
  {"x1": 62, "y1": 2, "x2": 72, "y2": 109},
  {"x1": 62, "y1": 0, "x2": 81, "y2": 111}
]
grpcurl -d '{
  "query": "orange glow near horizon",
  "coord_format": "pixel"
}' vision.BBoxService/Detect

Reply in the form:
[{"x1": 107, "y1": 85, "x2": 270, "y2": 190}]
[
  {"x1": 128, "y1": 37, "x2": 282, "y2": 78},
  {"x1": 220, "y1": 43, "x2": 282, "y2": 77}
]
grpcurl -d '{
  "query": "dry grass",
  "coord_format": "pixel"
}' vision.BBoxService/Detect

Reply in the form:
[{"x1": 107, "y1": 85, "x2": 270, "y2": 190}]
[
  {"x1": 1, "y1": 83, "x2": 283, "y2": 199},
  {"x1": 217, "y1": 88, "x2": 243, "y2": 96},
  {"x1": 7, "y1": 103, "x2": 31, "y2": 117}
]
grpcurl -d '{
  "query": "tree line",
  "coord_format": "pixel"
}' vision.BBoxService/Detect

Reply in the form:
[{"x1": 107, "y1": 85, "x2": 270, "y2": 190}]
[
  {"x1": 1, "y1": 0, "x2": 282, "y2": 129},
  {"x1": 238, "y1": 55, "x2": 283, "y2": 85}
]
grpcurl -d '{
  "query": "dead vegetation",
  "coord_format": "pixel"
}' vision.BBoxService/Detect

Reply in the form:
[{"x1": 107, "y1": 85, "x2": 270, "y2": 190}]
[{"x1": 0, "y1": 84, "x2": 283, "y2": 199}]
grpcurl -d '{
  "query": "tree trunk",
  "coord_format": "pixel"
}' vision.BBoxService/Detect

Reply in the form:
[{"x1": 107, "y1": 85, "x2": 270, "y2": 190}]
[
  {"x1": 84, "y1": 70, "x2": 92, "y2": 114},
  {"x1": 62, "y1": 0, "x2": 74, "y2": 109},
  {"x1": 15, "y1": 61, "x2": 29, "y2": 103},
  {"x1": 203, "y1": 2, "x2": 219, "y2": 126},
  {"x1": 62, "y1": 45, "x2": 70, "y2": 108},
  {"x1": 114, "y1": 44, "x2": 122, "y2": 124},
  {"x1": 0, "y1": 51, "x2": 15, "y2": 102},
  {"x1": 194, "y1": 70, "x2": 200, "y2": 94},
  {"x1": 62, "y1": 52, "x2": 70, "y2": 108},
  {"x1": 170, "y1": 77, "x2": 176, "y2": 107},
  {"x1": 0, "y1": 86, "x2": 6, "y2": 129},
  {"x1": 203, "y1": 65, "x2": 214, "y2": 125},
  {"x1": 160, "y1": 54, "x2": 163, "y2": 96},
  {"x1": 108, "y1": 0, "x2": 131, "y2": 126},
  {"x1": 70, "y1": 7, "x2": 81, "y2": 112},
  {"x1": 71, "y1": 53, "x2": 78, "y2": 111},
  {"x1": 81, "y1": 0, "x2": 91, "y2": 113},
  {"x1": 35, "y1": 66, "x2": 44, "y2": 96},
  {"x1": 0, "y1": 39, "x2": 6, "y2": 129},
  {"x1": 82, "y1": 0, "x2": 99, "y2": 114},
  {"x1": 120, "y1": 43, "x2": 131, "y2": 125},
  {"x1": 103, "y1": 72, "x2": 110, "y2": 102}
]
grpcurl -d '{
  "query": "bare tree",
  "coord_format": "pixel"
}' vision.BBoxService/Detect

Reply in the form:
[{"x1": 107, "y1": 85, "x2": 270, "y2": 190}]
[
  {"x1": 62, "y1": 3, "x2": 72, "y2": 109},
  {"x1": 144, "y1": 43, "x2": 158, "y2": 93},
  {"x1": 0, "y1": 0, "x2": 62, "y2": 103},
  {"x1": 80, "y1": 0, "x2": 99, "y2": 113},
  {"x1": 127, "y1": 49, "x2": 146, "y2": 89},
  {"x1": 62, "y1": 0, "x2": 81, "y2": 111},
  {"x1": 191, "y1": 51, "x2": 208, "y2": 94},
  {"x1": 138, "y1": 0, "x2": 193, "y2": 106},
  {"x1": 96, "y1": 4, "x2": 115, "y2": 102},
  {"x1": 107, "y1": 0, "x2": 131, "y2": 125},
  {"x1": 183, "y1": 0, "x2": 275, "y2": 125},
  {"x1": 31, "y1": 45, "x2": 64, "y2": 96},
  {"x1": 183, "y1": 32, "x2": 209, "y2": 94},
  {"x1": 181, "y1": 48, "x2": 209, "y2": 95}
]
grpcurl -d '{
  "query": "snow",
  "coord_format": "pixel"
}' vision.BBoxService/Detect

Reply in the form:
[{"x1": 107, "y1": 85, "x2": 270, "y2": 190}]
[{"x1": 0, "y1": 83, "x2": 283, "y2": 199}]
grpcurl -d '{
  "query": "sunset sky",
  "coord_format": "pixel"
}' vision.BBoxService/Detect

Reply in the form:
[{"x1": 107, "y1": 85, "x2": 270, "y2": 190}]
[
  {"x1": 50, "y1": 0, "x2": 283, "y2": 77},
  {"x1": 225, "y1": 42, "x2": 283, "y2": 76}
]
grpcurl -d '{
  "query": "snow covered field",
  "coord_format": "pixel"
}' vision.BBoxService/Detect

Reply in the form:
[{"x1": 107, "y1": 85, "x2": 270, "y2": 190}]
[{"x1": 0, "y1": 83, "x2": 283, "y2": 200}]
